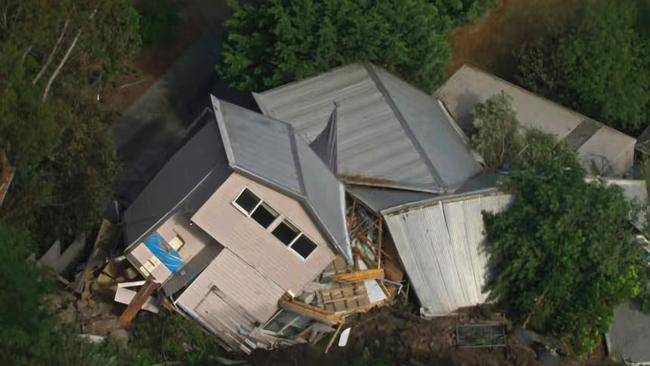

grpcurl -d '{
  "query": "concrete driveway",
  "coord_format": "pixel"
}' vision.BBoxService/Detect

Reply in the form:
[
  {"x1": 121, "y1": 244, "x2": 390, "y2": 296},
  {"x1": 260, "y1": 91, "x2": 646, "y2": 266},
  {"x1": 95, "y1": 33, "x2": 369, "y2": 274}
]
[{"x1": 109, "y1": 6, "x2": 256, "y2": 221}]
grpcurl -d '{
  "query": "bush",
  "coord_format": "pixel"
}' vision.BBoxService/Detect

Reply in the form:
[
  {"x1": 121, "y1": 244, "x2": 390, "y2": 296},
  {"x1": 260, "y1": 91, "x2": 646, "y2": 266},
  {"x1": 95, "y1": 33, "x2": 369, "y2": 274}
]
[
  {"x1": 136, "y1": 0, "x2": 181, "y2": 47},
  {"x1": 483, "y1": 152, "x2": 646, "y2": 355},
  {"x1": 515, "y1": 1, "x2": 650, "y2": 132},
  {"x1": 218, "y1": 0, "x2": 452, "y2": 93},
  {"x1": 430, "y1": 0, "x2": 496, "y2": 25}
]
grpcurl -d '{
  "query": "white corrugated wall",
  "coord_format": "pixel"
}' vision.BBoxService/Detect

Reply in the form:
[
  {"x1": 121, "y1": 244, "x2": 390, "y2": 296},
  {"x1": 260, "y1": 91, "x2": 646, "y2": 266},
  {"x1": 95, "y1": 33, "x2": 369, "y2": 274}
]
[{"x1": 384, "y1": 193, "x2": 512, "y2": 316}]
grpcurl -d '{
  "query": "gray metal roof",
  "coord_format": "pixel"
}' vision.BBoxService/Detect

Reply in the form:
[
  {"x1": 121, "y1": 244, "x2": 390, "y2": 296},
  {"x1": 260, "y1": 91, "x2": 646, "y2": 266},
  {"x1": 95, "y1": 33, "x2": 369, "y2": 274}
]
[
  {"x1": 349, "y1": 174, "x2": 499, "y2": 214},
  {"x1": 309, "y1": 105, "x2": 338, "y2": 174},
  {"x1": 383, "y1": 191, "x2": 513, "y2": 316},
  {"x1": 436, "y1": 65, "x2": 636, "y2": 177},
  {"x1": 123, "y1": 109, "x2": 232, "y2": 247},
  {"x1": 212, "y1": 97, "x2": 351, "y2": 262},
  {"x1": 607, "y1": 302, "x2": 650, "y2": 364},
  {"x1": 254, "y1": 63, "x2": 481, "y2": 193}
]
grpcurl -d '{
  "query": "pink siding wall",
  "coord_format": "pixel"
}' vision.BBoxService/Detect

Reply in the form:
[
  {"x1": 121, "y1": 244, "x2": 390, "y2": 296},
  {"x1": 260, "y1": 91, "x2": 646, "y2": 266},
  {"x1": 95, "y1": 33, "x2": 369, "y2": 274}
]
[
  {"x1": 191, "y1": 173, "x2": 335, "y2": 293},
  {"x1": 176, "y1": 249, "x2": 285, "y2": 333}
]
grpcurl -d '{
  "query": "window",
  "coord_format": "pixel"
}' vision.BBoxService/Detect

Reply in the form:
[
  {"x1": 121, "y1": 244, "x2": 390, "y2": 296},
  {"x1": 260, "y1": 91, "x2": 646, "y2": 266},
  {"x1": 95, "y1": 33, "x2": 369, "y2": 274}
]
[
  {"x1": 263, "y1": 310, "x2": 314, "y2": 339},
  {"x1": 234, "y1": 188, "x2": 261, "y2": 214},
  {"x1": 272, "y1": 219, "x2": 317, "y2": 259},
  {"x1": 272, "y1": 221, "x2": 300, "y2": 245},
  {"x1": 291, "y1": 236, "x2": 317, "y2": 258},
  {"x1": 251, "y1": 203, "x2": 277, "y2": 228},
  {"x1": 233, "y1": 188, "x2": 278, "y2": 229},
  {"x1": 233, "y1": 188, "x2": 317, "y2": 260}
]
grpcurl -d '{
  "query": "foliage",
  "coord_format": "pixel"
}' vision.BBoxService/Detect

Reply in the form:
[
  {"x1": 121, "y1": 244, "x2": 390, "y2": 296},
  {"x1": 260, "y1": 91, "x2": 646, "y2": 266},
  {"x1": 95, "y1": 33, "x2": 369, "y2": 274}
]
[
  {"x1": 122, "y1": 313, "x2": 224, "y2": 366},
  {"x1": 471, "y1": 92, "x2": 523, "y2": 170},
  {"x1": 471, "y1": 92, "x2": 575, "y2": 170},
  {"x1": 429, "y1": 0, "x2": 495, "y2": 25},
  {"x1": 136, "y1": 0, "x2": 181, "y2": 47},
  {"x1": 218, "y1": 0, "x2": 451, "y2": 93},
  {"x1": 515, "y1": 1, "x2": 650, "y2": 132},
  {"x1": 483, "y1": 153, "x2": 646, "y2": 355},
  {"x1": 0, "y1": 0, "x2": 140, "y2": 250}
]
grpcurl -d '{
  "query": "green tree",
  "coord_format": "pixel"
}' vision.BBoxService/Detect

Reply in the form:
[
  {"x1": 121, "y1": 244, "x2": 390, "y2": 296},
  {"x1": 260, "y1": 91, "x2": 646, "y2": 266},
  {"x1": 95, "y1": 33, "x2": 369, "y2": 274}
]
[
  {"x1": 483, "y1": 153, "x2": 645, "y2": 355},
  {"x1": 218, "y1": 0, "x2": 451, "y2": 93},
  {"x1": 429, "y1": 0, "x2": 495, "y2": 25},
  {"x1": 515, "y1": 1, "x2": 650, "y2": 131},
  {"x1": 470, "y1": 92, "x2": 575, "y2": 170},
  {"x1": 0, "y1": 0, "x2": 140, "y2": 250}
]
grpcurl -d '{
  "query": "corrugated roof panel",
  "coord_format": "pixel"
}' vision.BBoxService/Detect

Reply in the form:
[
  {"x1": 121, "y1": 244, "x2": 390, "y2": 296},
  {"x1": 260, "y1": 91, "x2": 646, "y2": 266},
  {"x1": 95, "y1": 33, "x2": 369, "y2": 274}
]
[
  {"x1": 295, "y1": 136, "x2": 352, "y2": 261},
  {"x1": 384, "y1": 193, "x2": 512, "y2": 316},
  {"x1": 255, "y1": 63, "x2": 482, "y2": 192},
  {"x1": 371, "y1": 65, "x2": 481, "y2": 188},
  {"x1": 215, "y1": 99, "x2": 302, "y2": 194}
]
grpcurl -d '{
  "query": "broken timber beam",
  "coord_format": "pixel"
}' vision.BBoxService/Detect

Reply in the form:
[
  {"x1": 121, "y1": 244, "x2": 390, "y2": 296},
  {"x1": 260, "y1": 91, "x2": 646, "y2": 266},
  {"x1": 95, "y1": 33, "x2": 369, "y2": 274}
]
[
  {"x1": 117, "y1": 278, "x2": 160, "y2": 328},
  {"x1": 331, "y1": 269, "x2": 384, "y2": 282},
  {"x1": 279, "y1": 297, "x2": 341, "y2": 326},
  {"x1": 0, "y1": 151, "x2": 14, "y2": 207}
]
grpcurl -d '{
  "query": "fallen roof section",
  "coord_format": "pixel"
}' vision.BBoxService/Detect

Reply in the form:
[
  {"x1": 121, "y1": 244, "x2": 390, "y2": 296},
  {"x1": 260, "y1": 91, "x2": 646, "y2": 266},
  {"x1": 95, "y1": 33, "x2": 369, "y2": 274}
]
[
  {"x1": 383, "y1": 190, "x2": 513, "y2": 317},
  {"x1": 254, "y1": 63, "x2": 481, "y2": 193},
  {"x1": 436, "y1": 64, "x2": 636, "y2": 177}
]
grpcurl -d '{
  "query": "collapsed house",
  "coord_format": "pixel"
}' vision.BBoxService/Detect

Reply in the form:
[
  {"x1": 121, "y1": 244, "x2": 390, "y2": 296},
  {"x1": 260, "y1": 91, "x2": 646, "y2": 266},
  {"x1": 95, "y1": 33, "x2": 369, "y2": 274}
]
[
  {"x1": 120, "y1": 97, "x2": 397, "y2": 353},
  {"x1": 254, "y1": 62, "x2": 644, "y2": 319},
  {"x1": 436, "y1": 65, "x2": 637, "y2": 177},
  {"x1": 120, "y1": 62, "x2": 645, "y2": 352}
]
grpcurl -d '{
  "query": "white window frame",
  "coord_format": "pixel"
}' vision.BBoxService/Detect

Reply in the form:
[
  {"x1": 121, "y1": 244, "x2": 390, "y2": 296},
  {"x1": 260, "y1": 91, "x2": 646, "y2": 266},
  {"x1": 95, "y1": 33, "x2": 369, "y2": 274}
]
[
  {"x1": 261, "y1": 310, "x2": 312, "y2": 339},
  {"x1": 272, "y1": 220, "x2": 316, "y2": 261},
  {"x1": 232, "y1": 187, "x2": 263, "y2": 217}
]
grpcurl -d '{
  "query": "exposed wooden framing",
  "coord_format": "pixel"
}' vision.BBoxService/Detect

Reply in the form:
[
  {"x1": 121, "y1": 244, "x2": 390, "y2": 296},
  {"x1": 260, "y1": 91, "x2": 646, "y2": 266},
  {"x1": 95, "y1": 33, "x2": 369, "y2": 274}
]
[
  {"x1": 325, "y1": 322, "x2": 345, "y2": 354},
  {"x1": 376, "y1": 219, "x2": 384, "y2": 269},
  {"x1": 117, "y1": 278, "x2": 160, "y2": 328},
  {"x1": 331, "y1": 269, "x2": 384, "y2": 282},
  {"x1": 279, "y1": 297, "x2": 341, "y2": 326},
  {"x1": 323, "y1": 294, "x2": 364, "y2": 305}
]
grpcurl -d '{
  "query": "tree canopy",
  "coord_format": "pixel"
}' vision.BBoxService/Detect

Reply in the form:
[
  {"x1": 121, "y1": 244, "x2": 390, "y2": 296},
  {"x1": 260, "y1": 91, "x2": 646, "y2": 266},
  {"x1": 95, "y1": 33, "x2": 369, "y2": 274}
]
[
  {"x1": 515, "y1": 1, "x2": 650, "y2": 132},
  {"x1": 483, "y1": 151, "x2": 645, "y2": 355},
  {"x1": 218, "y1": 0, "x2": 454, "y2": 93},
  {"x1": 471, "y1": 92, "x2": 575, "y2": 171},
  {"x1": 0, "y1": 0, "x2": 139, "y2": 250}
]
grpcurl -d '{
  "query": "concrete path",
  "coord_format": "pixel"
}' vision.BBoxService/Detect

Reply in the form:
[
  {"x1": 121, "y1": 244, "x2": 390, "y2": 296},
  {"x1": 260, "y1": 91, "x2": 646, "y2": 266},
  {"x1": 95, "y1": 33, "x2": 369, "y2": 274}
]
[{"x1": 109, "y1": 15, "x2": 255, "y2": 220}]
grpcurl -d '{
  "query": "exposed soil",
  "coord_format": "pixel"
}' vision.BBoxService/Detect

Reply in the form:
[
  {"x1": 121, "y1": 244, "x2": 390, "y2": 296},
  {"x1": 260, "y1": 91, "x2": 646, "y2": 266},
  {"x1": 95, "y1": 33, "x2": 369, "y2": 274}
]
[
  {"x1": 447, "y1": 0, "x2": 583, "y2": 79},
  {"x1": 248, "y1": 308, "x2": 540, "y2": 366}
]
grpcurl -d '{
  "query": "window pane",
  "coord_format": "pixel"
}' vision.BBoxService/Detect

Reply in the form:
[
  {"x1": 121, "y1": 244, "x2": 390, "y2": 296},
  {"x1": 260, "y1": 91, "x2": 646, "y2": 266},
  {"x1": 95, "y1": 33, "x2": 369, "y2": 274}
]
[
  {"x1": 234, "y1": 189, "x2": 260, "y2": 213},
  {"x1": 272, "y1": 221, "x2": 299, "y2": 245},
  {"x1": 251, "y1": 203, "x2": 277, "y2": 228},
  {"x1": 291, "y1": 236, "x2": 317, "y2": 259},
  {"x1": 264, "y1": 310, "x2": 298, "y2": 333}
]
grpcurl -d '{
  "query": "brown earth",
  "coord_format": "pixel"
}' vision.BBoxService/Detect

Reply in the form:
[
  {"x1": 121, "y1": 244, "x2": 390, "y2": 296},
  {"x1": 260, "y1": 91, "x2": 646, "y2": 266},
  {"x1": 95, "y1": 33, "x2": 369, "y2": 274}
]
[
  {"x1": 447, "y1": 0, "x2": 584, "y2": 80},
  {"x1": 248, "y1": 308, "x2": 540, "y2": 366}
]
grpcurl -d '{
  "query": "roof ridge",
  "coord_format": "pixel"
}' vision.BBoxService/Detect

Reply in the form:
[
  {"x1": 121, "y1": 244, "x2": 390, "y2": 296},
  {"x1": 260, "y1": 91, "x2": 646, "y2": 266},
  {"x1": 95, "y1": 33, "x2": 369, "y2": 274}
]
[{"x1": 363, "y1": 63, "x2": 446, "y2": 190}]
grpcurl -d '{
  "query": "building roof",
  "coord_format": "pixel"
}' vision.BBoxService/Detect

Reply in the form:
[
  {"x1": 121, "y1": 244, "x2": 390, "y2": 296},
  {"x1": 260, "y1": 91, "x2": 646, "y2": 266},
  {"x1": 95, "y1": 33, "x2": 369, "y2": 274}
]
[
  {"x1": 436, "y1": 65, "x2": 636, "y2": 177},
  {"x1": 349, "y1": 174, "x2": 499, "y2": 214},
  {"x1": 124, "y1": 98, "x2": 351, "y2": 263},
  {"x1": 607, "y1": 302, "x2": 650, "y2": 364},
  {"x1": 383, "y1": 190, "x2": 513, "y2": 316},
  {"x1": 213, "y1": 97, "x2": 351, "y2": 262},
  {"x1": 254, "y1": 63, "x2": 481, "y2": 193},
  {"x1": 123, "y1": 109, "x2": 232, "y2": 248}
]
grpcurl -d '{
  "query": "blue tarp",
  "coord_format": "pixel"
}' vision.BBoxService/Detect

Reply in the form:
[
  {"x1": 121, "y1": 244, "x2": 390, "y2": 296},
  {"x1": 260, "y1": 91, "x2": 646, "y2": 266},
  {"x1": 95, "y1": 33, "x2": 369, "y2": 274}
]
[{"x1": 144, "y1": 232, "x2": 184, "y2": 273}]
